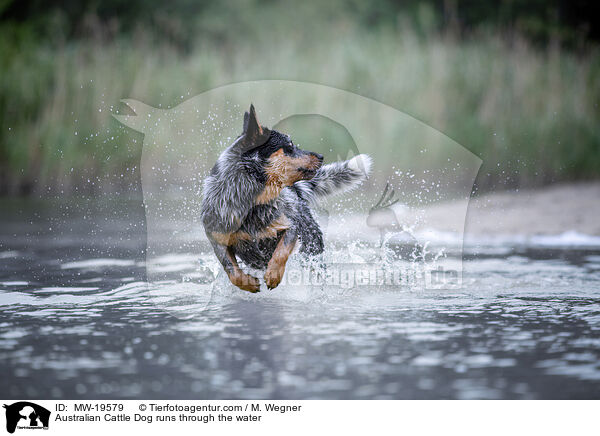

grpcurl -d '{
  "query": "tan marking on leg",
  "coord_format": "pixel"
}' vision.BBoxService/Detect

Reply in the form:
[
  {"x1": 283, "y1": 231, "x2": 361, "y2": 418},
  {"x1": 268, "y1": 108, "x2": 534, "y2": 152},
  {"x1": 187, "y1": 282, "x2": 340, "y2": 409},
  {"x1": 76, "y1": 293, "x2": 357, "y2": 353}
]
[
  {"x1": 225, "y1": 246, "x2": 260, "y2": 293},
  {"x1": 210, "y1": 231, "x2": 252, "y2": 246},
  {"x1": 228, "y1": 270, "x2": 260, "y2": 293},
  {"x1": 264, "y1": 234, "x2": 297, "y2": 289}
]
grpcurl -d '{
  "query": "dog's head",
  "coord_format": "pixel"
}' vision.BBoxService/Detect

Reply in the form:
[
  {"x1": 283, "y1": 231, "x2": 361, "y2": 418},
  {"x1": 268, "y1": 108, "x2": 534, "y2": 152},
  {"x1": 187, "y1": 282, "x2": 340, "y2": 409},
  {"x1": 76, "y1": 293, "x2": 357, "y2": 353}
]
[{"x1": 237, "y1": 104, "x2": 323, "y2": 186}]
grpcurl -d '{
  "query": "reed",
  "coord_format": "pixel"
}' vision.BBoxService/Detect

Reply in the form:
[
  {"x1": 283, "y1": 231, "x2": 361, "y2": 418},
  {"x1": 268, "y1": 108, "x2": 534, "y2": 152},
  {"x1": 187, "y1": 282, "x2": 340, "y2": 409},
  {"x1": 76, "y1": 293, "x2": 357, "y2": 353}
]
[{"x1": 1, "y1": 23, "x2": 598, "y2": 195}]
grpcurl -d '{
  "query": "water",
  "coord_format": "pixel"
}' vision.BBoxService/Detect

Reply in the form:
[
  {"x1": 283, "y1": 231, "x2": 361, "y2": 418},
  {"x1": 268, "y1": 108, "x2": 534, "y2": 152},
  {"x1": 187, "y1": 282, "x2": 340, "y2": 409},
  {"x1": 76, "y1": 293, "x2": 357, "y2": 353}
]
[{"x1": 1, "y1": 198, "x2": 600, "y2": 399}]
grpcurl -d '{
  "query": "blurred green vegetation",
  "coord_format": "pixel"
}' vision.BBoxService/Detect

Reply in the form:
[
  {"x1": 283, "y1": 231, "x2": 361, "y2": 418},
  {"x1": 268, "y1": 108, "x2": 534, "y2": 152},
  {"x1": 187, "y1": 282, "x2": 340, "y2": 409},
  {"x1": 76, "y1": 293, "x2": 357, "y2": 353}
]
[{"x1": 0, "y1": 0, "x2": 599, "y2": 195}]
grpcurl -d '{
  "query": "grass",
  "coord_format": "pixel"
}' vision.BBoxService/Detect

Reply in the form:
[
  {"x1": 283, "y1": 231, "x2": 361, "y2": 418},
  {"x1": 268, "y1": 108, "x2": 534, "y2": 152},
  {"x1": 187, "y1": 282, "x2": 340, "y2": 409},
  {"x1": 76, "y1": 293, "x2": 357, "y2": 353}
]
[{"x1": 0, "y1": 23, "x2": 599, "y2": 195}]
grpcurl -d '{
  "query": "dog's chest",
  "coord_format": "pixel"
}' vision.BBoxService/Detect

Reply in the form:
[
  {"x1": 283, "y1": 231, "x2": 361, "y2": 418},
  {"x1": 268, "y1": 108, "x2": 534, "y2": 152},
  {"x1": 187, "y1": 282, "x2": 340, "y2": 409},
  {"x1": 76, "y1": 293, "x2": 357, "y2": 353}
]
[
  {"x1": 240, "y1": 204, "x2": 289, "y2": 238},
  {"x1": 208, "y1": 201, "x2": 291, "y2": 247}
]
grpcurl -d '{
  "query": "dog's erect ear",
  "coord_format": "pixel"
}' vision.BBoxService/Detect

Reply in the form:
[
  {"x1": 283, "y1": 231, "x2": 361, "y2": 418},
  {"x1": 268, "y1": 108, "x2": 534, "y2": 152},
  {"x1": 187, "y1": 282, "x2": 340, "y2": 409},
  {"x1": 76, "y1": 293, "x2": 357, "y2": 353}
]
[
  {"x1": 238, "y1": 104, "x2": 270, "y2": 152},
  {"x1": 244, "y1": 104, "x2": 262, "y2": 139},
  {"x1": 243, "y1": 111, "x2": 250, "y2": 132}
]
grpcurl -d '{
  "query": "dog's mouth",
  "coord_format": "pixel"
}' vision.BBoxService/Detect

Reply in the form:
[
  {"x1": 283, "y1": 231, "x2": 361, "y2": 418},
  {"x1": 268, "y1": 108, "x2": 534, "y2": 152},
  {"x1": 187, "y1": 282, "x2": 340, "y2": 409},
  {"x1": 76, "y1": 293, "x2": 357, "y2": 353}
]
[
  {"x1": 298, "y1": 167, "x2": 317, "y2": 180},
  {"x1": 298, "y1": 160, "x2": 323, "y2": 179},
  {"x1": 296, "y1": 152, "x2": 323, "y2": 180}
]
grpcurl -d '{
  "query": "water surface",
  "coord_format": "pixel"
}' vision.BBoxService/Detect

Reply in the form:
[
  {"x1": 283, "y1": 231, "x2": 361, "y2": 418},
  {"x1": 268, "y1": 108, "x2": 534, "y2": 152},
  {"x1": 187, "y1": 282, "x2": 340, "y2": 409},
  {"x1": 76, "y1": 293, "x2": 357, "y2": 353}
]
[{"x1": 1, "y1": 198, "x2": 599, "y2": 399}]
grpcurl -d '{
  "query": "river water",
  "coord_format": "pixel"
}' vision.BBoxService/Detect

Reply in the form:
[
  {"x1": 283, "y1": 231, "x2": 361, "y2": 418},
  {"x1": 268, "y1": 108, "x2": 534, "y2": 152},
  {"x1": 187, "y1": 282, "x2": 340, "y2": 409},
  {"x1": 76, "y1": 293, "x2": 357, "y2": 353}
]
[{"x1": 1, "y1": 198, "x2": 599, "y2": 399}]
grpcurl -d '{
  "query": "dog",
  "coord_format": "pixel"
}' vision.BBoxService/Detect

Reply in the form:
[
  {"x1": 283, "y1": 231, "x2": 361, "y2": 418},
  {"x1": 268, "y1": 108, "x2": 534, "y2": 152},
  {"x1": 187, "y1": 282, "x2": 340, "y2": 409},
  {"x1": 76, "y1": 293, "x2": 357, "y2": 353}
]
[{"x1": 201, "y1": 104, "x2": 372, "y2": 292}]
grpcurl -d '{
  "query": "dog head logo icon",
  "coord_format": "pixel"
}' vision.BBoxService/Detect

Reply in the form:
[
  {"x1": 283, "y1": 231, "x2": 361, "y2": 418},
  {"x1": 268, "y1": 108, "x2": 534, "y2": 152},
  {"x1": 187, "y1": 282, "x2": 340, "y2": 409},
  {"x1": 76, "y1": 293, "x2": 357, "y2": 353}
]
[{"x1": 3, "y1": 402, "x2": 50, "y2": 434}]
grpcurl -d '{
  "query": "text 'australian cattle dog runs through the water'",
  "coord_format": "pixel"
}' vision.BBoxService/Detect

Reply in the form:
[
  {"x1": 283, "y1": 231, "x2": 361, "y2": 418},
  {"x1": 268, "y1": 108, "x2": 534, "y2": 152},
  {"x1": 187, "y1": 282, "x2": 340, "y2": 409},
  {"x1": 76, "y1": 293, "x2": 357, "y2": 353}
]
[{"x1": 201, "y1": 104, "x2": 372, "y2": 292}]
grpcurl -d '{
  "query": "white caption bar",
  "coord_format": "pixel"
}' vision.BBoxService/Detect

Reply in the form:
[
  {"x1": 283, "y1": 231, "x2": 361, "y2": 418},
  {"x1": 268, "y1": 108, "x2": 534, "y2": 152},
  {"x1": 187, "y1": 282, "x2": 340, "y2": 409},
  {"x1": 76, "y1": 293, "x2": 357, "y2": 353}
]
[{"x1": 1, "y1": 400, "x2": 597, "y2": 435}]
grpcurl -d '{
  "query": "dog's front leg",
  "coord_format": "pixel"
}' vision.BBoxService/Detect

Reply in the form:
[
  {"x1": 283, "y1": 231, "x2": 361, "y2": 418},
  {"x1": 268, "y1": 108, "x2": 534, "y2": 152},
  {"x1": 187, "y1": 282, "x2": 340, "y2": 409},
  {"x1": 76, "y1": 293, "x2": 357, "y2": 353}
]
[
  {"x1": 208, "y1": 237, "x2": 260, "y2": 293},
  {"x1": 264, "y1": 230, "x2": 297, "y2": 289}
]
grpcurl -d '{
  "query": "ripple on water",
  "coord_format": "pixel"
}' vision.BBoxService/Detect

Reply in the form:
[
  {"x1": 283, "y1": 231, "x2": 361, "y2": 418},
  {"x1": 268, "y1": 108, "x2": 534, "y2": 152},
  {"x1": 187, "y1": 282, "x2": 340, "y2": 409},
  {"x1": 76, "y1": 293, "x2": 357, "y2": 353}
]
[{"x1": 2, "y1": 240, "x2": 600, "y2": 399}]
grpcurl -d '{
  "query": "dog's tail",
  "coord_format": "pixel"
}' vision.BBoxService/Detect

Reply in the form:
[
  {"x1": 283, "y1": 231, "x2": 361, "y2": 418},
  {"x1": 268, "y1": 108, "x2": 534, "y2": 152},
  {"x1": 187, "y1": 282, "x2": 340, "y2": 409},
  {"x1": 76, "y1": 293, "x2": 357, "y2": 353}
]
[{"x1": 294, "y1": 154, "x2": 372, "y2": 205}]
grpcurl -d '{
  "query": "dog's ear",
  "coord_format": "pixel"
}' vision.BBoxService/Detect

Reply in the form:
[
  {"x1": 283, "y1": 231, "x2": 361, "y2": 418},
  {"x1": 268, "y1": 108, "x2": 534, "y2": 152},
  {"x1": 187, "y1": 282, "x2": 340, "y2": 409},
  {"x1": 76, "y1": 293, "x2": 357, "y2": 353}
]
[
  {"x1": 244, "y1": 104, "x2": 262, "y2": 139},
  {"x1": 243, "y1": 111, "x2": 250, "y2": 132},
  {"x1": 238, "y1": 104, "x2": 270, "y2": 152}
]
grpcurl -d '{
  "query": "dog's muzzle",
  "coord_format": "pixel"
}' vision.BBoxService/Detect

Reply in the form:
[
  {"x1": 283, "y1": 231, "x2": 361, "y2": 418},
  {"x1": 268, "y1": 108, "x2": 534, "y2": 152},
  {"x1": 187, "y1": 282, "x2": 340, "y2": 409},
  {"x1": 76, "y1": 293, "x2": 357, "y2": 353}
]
[{"x1": 298, "y1": 152, "x2": 323, "y2": 180}]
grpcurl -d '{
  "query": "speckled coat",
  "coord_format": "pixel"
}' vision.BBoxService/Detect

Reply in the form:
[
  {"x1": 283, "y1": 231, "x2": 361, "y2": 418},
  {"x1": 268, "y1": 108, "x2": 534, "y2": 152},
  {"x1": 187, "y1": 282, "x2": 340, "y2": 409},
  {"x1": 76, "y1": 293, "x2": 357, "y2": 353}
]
[{"x1": 201, "y1": 105, "x2": 372, "y2": 292}]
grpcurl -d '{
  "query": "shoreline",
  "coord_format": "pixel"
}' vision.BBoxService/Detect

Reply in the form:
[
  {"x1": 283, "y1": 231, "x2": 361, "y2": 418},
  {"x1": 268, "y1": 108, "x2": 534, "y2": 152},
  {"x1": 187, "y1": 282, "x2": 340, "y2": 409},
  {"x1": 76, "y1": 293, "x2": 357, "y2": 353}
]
[
  {"x1": 461, "y1": 182, "x2": 600, "y2": 236},
  {"x1": 326, "y1": 182, "x2": 600, "y2": 248}
]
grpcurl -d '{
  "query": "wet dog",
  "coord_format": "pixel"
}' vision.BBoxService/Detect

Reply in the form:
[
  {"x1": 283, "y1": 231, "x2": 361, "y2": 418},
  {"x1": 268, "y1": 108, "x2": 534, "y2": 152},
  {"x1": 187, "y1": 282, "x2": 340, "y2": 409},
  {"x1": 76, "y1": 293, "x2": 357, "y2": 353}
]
[{"x1": 201, "y1": 104, "x2": 371, "y2": 292}]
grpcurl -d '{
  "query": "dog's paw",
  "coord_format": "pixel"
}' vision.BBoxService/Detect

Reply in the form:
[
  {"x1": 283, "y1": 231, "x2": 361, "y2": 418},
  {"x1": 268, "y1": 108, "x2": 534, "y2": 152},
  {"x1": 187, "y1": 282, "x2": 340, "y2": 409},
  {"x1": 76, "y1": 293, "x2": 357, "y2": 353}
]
[
  {"x1": 240, "y1": 279, "x2": 261, "y2": 293},
  {"x1": 229, "y1": 271, "x2": 261, "y2": 293},
  {"x1": 264, "y1": 267, "x2": 284, "y2": 289}
]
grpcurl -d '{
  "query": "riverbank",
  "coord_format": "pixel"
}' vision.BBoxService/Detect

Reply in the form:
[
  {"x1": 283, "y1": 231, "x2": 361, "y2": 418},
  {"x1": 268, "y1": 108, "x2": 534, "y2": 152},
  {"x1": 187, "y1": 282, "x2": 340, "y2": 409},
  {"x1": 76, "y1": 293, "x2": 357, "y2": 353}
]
[{"x1": 428, "y1": 182, "x2": 600, "y2": 237}]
